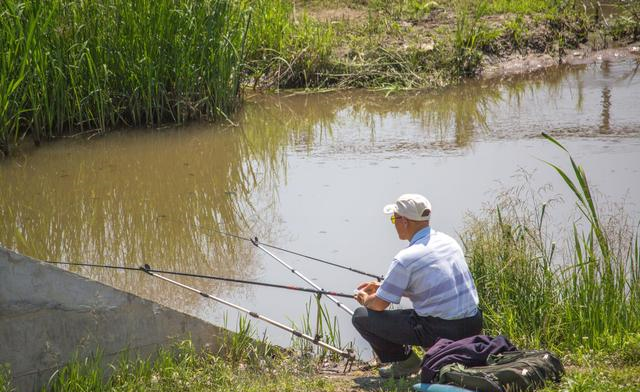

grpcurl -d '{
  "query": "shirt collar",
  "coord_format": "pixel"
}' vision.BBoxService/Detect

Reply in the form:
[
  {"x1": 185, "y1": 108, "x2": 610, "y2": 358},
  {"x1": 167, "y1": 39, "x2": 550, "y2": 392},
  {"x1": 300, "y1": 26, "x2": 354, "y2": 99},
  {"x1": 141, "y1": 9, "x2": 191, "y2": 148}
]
[{"x1": 409, "y1": 227, "x2": 431, "y2": 245}]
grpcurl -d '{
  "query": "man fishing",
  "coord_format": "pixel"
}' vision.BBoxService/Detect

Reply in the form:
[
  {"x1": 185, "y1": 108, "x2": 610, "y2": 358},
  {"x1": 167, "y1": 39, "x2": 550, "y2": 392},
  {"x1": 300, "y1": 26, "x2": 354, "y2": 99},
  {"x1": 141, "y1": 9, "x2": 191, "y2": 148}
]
[{"x1": 353, "y1": 193, "x2": 482, "y2": 378}]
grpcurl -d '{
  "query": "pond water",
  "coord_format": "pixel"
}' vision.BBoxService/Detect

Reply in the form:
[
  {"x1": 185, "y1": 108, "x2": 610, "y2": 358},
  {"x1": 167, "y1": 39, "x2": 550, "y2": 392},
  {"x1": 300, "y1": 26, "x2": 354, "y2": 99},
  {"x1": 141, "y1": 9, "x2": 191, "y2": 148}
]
[{"x1": 1, "y1": 58, "x2": 639, "y2": 358}]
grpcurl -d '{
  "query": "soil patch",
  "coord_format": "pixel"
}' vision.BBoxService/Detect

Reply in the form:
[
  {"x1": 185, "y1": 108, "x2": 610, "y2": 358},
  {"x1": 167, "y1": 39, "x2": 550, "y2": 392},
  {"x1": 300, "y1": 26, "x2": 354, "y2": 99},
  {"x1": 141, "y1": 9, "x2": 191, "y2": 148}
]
[{"x1": 301, "y1": 6, "x2": 366, "y2": 22}]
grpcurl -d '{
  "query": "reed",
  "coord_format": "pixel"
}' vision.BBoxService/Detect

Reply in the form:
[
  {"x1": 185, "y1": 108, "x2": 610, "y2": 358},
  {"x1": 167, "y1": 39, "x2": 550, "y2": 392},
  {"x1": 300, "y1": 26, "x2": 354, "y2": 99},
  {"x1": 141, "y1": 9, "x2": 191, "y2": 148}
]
[
  {"x1": 462, "y1": 134, "x2": 640, "y2": 352},
  {"x1": 0, "y1": 0, "x2": 299, "y2": 156}
]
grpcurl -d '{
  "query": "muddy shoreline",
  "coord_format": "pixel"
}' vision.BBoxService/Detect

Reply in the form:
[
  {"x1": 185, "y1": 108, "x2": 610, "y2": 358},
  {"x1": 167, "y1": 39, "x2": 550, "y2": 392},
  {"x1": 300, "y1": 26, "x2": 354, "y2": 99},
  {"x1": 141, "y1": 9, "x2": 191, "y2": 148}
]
[{"x1": 482, "y1": 44, "x2": 639, "y2": 79}]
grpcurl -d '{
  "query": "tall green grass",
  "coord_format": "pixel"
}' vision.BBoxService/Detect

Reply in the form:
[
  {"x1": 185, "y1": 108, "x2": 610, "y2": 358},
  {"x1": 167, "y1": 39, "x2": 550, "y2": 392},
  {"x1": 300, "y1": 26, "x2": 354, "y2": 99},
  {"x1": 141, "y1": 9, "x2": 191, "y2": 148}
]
[
  {"x1": 0, "y1": 0, "x2": 298, "y2": 156},
  {"x1": 463, "y1": 134, "x2": 640, "y2": 352},
  {"x1": 0, "y1": 0, "x2": 339, "y2": 156}
]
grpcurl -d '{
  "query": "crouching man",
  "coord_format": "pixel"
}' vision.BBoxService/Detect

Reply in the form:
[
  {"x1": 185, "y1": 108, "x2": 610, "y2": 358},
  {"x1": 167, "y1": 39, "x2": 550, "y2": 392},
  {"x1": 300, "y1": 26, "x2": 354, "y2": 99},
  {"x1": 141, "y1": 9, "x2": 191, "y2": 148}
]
[{"x1": 353, "y1": 194, "x2": 483, "y2": 378}]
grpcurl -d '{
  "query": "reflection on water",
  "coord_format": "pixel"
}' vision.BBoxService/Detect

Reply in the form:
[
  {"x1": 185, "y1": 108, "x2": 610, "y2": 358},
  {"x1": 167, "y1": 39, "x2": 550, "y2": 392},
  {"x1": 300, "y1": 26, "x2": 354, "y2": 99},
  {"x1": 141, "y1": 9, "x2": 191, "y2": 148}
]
[
  {"x1": 243, "y1": 58, "x2": 638, "y2": 155},
  {"x1": 601, "y1": 84, "x2": 612, "y2": 133},
  {"x1": 0, "y1": 124, "x2": 302, "y2": 309},
  {"x1": 0, "y1": 58, "x2": 639, "y2": 343}
]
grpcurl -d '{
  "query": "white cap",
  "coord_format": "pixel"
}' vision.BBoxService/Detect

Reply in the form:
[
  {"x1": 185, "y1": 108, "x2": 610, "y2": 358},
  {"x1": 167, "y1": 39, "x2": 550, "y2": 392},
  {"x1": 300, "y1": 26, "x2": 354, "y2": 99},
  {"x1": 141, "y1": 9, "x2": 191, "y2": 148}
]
[{"x1": 383, "y1": 194, "x2": 432, "y2": 221}]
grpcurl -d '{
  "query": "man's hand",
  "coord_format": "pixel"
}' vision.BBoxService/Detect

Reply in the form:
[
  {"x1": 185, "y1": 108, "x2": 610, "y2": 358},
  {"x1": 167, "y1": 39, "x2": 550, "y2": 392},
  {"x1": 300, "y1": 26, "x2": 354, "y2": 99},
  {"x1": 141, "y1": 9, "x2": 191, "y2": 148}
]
[
  {"x1": 354, "y1": 281, "x2": 390, "y2": 311},
  {"x1": 356, "y1": 281, "x2": 381, "y2": 295},
  {"x1": 354, "y1": 289, "x2": 369, "y2": 306}
]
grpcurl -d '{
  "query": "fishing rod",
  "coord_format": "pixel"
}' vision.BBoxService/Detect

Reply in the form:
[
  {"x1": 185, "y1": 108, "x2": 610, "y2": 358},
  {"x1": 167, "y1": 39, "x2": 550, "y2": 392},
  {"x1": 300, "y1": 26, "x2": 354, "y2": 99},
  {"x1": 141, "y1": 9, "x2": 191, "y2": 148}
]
[
  {"x1": 207, "y1": 227, "x2": 384, "y2": 281},
  {"x1": 250, "y1": 237, "x2": 355, "y2": 316},
  {"x1": 139, "y1": 264, "x2": 355, "y2": 361},
  {"x1": 43, "y1": 260, "x2": 354, "y2": 299}
]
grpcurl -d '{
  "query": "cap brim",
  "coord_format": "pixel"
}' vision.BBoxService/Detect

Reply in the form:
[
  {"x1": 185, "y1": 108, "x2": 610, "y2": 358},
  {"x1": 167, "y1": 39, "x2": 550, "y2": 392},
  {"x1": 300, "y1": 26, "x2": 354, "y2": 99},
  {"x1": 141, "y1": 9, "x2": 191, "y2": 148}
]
[{"x1": 383, "y1": 204, "x2": 397, "y2": 214}]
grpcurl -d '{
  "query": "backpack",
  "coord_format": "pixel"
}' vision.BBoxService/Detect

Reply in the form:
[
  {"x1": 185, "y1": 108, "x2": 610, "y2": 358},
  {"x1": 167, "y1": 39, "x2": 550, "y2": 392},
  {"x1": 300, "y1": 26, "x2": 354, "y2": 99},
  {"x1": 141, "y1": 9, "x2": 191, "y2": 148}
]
[{"x1": 436, "y1": 350, "x2": 564, "y2": 392}]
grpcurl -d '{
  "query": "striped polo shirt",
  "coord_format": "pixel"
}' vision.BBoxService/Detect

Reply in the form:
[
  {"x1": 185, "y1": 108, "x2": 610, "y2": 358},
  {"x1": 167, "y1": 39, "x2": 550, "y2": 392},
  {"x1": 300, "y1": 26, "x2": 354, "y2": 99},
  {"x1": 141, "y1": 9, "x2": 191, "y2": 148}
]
[{"x1": 376, "y1": 227, "x2": 479, "y2": 319}]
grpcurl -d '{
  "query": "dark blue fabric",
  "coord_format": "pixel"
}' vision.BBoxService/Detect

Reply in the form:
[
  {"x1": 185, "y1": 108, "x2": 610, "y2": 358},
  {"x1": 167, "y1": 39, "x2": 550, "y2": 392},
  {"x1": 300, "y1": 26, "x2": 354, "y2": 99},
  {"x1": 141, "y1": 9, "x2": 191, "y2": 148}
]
[
  {"x1": 420, "y1": 335, "x2": 517, "y2": 383},
  {"x1": 352, "y1": 307, "x2": 483, "y2": 363}
]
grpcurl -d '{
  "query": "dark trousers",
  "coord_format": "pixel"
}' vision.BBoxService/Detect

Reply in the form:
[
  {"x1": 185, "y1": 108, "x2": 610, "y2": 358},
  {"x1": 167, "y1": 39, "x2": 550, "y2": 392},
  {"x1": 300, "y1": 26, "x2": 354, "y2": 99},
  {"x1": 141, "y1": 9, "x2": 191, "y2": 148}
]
[{"x1": 352, "y1": 307, "x2": 483, "y2": 363}]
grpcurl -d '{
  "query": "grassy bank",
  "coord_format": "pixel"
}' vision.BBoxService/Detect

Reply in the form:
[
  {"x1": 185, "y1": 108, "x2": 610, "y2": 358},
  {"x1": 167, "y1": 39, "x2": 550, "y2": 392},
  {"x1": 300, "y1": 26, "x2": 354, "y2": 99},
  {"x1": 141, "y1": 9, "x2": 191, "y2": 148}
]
[
  {"x1": 0, "y1": 338, "x2": 637, "y2": 392},
  {"x1": 0, "y1": 340, "x2": 336, "y2": 392},
  {"x1": 462, "y1": 135, "x2": 640, "y2": 353},
  {"x1": 0, "y1": 0, "x2": 248, "y2": 156},
  {"x1": 458, "y1": 136, "x2": 640, "y2": 390},
  {"x1": 289, "y1": 0, "x2": 640, "y2": 88},
  {"x1": 0, "y1": 0, "x2": 333, "y2": 156}
]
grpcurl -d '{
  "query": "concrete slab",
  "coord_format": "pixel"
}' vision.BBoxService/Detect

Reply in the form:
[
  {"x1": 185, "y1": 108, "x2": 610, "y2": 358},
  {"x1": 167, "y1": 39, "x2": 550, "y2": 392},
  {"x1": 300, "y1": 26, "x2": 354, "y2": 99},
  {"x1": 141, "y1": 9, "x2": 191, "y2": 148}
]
[{"x1": 0, "y1": 247, "x2": 227, "y2": 391}]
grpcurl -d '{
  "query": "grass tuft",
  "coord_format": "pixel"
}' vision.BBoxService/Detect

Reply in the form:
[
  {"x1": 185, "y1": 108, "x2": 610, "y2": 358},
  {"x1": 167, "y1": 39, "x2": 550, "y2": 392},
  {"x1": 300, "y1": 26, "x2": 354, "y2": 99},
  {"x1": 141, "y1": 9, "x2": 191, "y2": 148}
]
[{"x1": 0, "y1": 365, "x2": 12, "y2": 392}]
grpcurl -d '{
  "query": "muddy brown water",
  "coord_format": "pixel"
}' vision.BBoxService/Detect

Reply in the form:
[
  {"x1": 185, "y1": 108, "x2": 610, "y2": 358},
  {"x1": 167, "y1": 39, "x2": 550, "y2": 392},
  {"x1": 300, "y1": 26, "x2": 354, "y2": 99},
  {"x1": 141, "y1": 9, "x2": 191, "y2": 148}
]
[{"x1": 1, "y1": 59, "x2": 639, "y2": 358}]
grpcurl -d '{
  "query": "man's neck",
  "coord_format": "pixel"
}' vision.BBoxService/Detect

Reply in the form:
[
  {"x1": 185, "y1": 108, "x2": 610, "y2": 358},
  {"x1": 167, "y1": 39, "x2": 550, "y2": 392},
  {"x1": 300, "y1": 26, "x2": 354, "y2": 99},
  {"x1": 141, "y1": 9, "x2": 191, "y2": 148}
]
[{"x1": 407, "y1": 223, "x2": 429, "y2": 241}]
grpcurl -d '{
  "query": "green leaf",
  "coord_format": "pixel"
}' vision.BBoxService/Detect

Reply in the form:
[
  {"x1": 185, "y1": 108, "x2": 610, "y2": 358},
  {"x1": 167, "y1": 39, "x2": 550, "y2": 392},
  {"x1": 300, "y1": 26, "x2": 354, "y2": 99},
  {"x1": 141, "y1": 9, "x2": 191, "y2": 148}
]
[
  {"x1": 541, "y1": 132, "x2": 568, "y2": 152},
  {"x1": 542, "y1": 159, "x2": 586, "y2": 206}
]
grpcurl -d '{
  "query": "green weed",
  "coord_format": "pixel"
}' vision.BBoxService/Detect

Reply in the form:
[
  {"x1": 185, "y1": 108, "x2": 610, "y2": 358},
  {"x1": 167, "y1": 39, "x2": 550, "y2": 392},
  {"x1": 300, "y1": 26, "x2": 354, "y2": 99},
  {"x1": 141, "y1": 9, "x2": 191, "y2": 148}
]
[
  {"x1": 368, "y1": 0, "x2": 441, "y2": 20},
  {"x1": 504, "y1": 15, "x2": 528, "y2": 52},
  {"x1": 607, "y1": 1, "x2": 640, "y2": 42},
  {"x1": 540, "y1": 361, "x2": 640, "y2": 392},
  {"x1": 451, "y1": 10, "x2": 485, "y2": 77},
  {"x1": 475, "y1": 0, "x2": 563, "y2": 16}
]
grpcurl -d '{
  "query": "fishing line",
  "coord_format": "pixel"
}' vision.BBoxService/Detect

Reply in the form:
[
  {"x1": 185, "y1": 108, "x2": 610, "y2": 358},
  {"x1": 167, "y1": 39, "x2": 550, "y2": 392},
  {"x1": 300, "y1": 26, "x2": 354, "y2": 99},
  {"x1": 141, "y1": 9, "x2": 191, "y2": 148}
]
[
  {"x1": 43, "y1": 260, "x2": 354, "y2": 298},
  {"x1": 207, "y1": 227, "x2": 384, "y2": 281},
  {"x1": 140, "y1": 265, "x2": 355, "y2": 360},
  {"x1": 250, "y1": 237, "x2": 355, "y2": 316}
]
